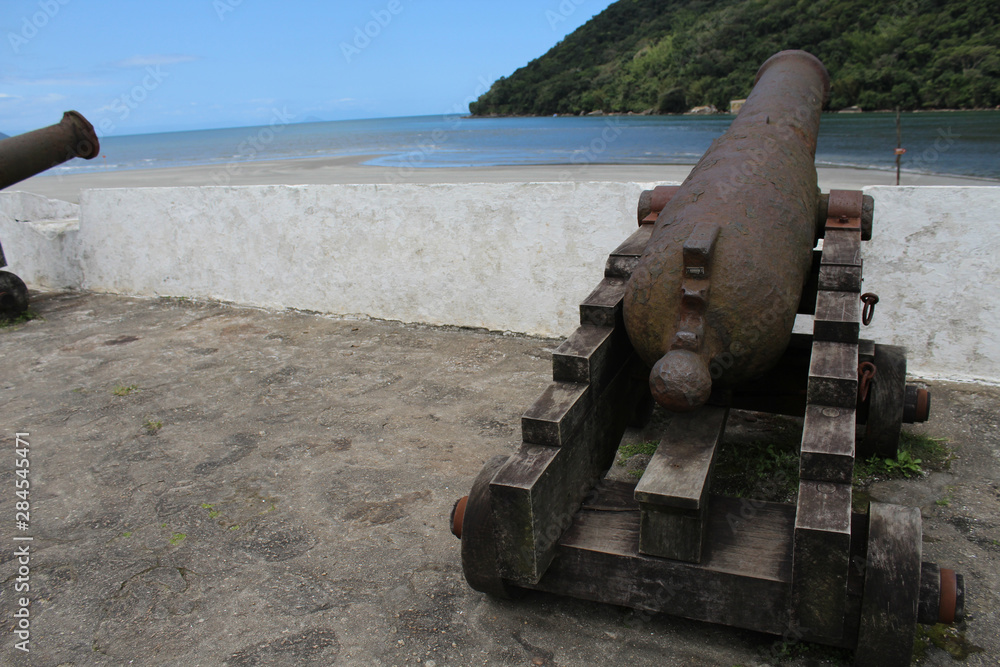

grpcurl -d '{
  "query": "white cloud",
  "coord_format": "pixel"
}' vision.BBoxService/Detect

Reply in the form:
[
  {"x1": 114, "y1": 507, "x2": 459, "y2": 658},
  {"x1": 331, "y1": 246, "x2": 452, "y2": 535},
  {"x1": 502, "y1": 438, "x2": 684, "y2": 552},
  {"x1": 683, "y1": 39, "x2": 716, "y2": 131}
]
[{"x1": 113, "y1": 55, "x2": 199, "y2": 68}]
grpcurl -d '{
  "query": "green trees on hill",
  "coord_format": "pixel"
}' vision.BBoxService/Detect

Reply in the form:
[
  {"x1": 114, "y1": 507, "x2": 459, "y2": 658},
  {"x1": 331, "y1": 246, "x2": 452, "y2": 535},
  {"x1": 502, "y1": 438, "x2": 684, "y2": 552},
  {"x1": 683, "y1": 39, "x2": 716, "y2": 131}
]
[{"x1": 469, "y1": 0, "x2": 1000, "y2": 115}]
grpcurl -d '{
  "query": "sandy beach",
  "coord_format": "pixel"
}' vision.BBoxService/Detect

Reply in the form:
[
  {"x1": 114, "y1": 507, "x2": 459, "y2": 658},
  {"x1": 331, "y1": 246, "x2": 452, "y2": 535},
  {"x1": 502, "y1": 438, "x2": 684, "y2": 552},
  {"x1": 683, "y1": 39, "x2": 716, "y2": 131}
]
[{"x1": 10, "y1": 153, "x2": 999, "y2": 204}]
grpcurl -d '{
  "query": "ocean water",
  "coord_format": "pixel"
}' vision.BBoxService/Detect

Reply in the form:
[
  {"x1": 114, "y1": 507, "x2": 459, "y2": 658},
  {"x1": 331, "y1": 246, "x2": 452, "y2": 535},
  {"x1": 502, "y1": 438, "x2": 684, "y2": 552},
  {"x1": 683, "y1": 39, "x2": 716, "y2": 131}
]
[{"x1": 47, "y1": 111, "x2": 1000, "y2": 180}]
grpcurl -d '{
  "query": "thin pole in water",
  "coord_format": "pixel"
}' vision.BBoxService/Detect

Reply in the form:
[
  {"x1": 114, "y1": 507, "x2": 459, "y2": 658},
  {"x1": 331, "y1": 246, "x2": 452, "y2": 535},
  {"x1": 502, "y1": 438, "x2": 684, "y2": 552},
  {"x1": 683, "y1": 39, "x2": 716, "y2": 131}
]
[{"x1": 895, "y1": 107, "x2": 903, "y2": 186}]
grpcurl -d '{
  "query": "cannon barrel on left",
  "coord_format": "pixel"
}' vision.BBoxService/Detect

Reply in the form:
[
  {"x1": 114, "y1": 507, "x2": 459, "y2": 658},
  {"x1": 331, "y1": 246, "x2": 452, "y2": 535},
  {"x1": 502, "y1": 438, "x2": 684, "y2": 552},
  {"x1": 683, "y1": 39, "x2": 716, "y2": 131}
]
[
  {"x1": 0, "y1": 110, "x2": 100, "y2": 190},
  {"x1": 0, "y1": 110, "x2": 101, "y2": 319}
]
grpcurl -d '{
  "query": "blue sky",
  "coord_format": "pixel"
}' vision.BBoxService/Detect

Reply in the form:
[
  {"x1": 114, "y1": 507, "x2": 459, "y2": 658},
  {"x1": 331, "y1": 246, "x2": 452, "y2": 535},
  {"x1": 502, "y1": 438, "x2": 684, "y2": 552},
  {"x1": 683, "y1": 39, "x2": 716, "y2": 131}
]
[{"x1": 1, "y1": 0, "x2": 616, "y2": 137}]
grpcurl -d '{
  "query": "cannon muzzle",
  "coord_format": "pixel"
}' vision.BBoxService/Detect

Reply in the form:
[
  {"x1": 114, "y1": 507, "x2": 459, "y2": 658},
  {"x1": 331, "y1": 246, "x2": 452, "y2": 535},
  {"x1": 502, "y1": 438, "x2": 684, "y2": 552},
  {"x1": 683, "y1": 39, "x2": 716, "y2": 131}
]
[
  {"x1": 624, "y1": 50, "x2": 830, "y2": 412},
  {"x1": 0, "y1": 110, "x2": 100, "y2": 191}
]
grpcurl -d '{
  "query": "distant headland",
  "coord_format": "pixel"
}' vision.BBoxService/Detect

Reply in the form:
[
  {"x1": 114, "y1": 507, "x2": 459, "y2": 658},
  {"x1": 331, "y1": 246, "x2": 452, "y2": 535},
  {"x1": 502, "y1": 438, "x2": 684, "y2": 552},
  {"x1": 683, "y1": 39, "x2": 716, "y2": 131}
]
[{"x1": 469, "y1": 0, "x2": 999, "y2": 117}]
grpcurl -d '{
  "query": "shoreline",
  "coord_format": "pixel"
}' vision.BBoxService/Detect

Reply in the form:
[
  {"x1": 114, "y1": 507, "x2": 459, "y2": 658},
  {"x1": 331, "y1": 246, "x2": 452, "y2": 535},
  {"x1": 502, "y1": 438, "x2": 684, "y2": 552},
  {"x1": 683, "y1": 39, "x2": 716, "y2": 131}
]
[
  {"x1": 10, "y1": 153, "x2": 999, "y2": 204},
  {"x1": 468, "y1": 107, "x2": 1000, "y2": 118}
]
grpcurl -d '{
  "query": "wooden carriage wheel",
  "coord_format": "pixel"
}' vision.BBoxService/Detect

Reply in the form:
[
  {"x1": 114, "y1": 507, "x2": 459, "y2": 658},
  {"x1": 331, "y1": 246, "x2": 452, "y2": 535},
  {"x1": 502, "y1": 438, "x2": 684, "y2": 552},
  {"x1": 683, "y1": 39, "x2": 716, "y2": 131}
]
[
  {"x1": 854, "y1": 502, "x2": 922, "y2": 667},
  {"x1": 0, "y1": 271, "x2": 28, "y2": 320},
  {"x1": 859, "y1": 344, "x2": 907, "y2": 459},
  {"x1": 456, "y1": 455, "x2": 524, "y2": 599}
]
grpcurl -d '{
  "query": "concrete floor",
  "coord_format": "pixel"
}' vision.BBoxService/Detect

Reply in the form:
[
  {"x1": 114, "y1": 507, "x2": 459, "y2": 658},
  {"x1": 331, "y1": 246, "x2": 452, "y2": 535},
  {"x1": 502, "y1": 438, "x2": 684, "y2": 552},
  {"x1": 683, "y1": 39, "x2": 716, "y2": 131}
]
[{"x1": 1, "y1": 291, "x2": 997, "y2": 666}]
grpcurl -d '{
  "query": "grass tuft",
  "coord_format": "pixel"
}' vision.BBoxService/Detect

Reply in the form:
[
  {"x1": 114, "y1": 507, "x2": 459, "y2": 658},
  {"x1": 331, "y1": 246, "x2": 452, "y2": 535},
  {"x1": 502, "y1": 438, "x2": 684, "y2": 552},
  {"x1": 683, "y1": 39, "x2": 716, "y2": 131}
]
[
  {"x1": 617, "y1": 441, "x2": 658, "y2": 466},
  {"x1": 915, "y1": 624, "x2": 983, "y2": 660},
  {"x1": 0, "y1": 309, "x2": 40, "y2": 327},
  {"x1": 712, "y1": 439, "x2": 799, "y2": 503}
]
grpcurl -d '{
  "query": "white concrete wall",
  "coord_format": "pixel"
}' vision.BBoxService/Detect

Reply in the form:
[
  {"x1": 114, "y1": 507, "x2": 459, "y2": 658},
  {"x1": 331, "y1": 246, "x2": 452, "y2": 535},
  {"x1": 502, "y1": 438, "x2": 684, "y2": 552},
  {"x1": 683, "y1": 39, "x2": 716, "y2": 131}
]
[
  {"x1": 76, "y1": 183, "x2": 651, "y2": 337},
  {"x1": 1, "y1": 183, "x2": 998, "y2": 384},
  {"x1": 0, "y1": 191, "x2": 82, "y2": 289},
  {"x1": 861, "y1": 186, "x2": 1000, "y2": 385}
]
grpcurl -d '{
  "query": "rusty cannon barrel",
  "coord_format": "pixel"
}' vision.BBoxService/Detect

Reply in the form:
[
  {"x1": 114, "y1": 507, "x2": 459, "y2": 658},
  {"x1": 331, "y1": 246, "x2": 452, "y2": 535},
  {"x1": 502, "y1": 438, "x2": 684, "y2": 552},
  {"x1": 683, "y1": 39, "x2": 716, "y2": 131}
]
[
  {"x1": 624, "y1": 50, "x2": 830, "y2": 412},
  {"x1": 0, "y1": 111, "x2": 99, "y2": 319},
  {"x1": 0, "y1": 110, "x2": 100, "y2": 191}
]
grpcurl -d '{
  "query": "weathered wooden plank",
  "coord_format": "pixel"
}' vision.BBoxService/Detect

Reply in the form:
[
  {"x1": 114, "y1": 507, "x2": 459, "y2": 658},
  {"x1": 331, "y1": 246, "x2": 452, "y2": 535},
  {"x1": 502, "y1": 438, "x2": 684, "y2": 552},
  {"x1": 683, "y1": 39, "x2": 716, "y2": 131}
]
[
  {"x1": 855, "y1": 503, "x2": 922, "y2": 667},
  {"x1": 579, "y1": 277, "x2": 626, "y2": 328},
  {"x1": 633, "y1": 406, "x2": 728, "y2": 562},
  {"x1": 791, "y1": 480, "x2": 853, "y2": 640},
  {"x1": 634, "y1": 407, "x2": 729, "y2": 509},
  {"x1": 818, "y1": 263, "x2": 863, "y2": 293},
  {"x1": 580, "y1": 478, "x2": 641, "y2": 511},
  {"x1": 800, "y1": 405, "x2": 856, "y2": 484},
  {"x1": 807, "y1": 341, "x2": 858, "y2": 409},
  {"x1": 521, "y1": 381, "x2": 591, "y2": 448},
  {"x1": 568, "y1": 492, "x2": 797, "y2": 582},
  {"x1": 527, "y1": 495, "x2": 797, "y2": 638},
  {"x1": 638, "y1": 506, "x2": 701, "y2": 562},
  {"x1": 605, "y1": 225, "x2": 653, "y2": 278},
  {"x1": 820, "y1": 229, "x2": 862, "y2": 267},
  {"x1": 707, "y1": 497, "x2": 797, "y2": 582},
  {"x1": 552, "y1": 324, "x2": 631, "y2": 393},
  {"x1": 490, "y1": 354, "x2": 647, "y2": 585},
  {"x1": 813, "y1": 290, "x2": 861, "y2": 343}
]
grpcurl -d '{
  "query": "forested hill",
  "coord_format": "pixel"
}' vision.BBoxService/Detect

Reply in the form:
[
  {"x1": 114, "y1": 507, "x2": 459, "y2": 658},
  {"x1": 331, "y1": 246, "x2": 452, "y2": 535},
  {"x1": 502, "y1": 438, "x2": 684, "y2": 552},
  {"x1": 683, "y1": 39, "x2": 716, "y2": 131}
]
[{"x1": 470, "y1": 0, "x2": 999, "y2": 115}]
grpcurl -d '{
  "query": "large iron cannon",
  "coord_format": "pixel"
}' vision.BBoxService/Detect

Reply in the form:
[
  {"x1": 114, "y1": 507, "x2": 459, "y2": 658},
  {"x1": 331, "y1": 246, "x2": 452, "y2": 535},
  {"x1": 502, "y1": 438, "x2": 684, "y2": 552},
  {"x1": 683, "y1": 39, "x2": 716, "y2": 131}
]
[
  {"x1": 0, "y1": 111, "x2": 100, "y2": 319},
  {"x1": 625, "y1": 51, "x2": 828, "y2": 412},
  {"x1": 451, "y1": 50, "x2": 961, "y2": 666}
]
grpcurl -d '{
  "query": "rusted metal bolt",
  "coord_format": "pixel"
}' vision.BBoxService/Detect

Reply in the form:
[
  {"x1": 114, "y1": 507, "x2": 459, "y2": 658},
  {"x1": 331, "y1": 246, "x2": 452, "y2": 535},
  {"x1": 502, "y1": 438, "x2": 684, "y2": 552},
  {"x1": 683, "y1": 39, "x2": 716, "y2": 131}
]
[
  {"x1": 903, "y1": 385, "x2": 931, "y2": 423},
  {"x1": 450, "y1": 496, "x2": 468, "y2": 539},
  {"x1": 919, "y1": 563, "x2": 965, "y2": 625},
  {"x1": 939, "y1": 568, "x2": 964, "y2": 624}
]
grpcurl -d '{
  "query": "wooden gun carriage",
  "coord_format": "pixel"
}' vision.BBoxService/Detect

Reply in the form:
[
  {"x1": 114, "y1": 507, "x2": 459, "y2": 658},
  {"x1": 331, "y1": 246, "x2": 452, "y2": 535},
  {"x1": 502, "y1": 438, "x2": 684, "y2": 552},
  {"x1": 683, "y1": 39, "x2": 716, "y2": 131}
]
[{"x1": 450, "y1": 51, "x2": 961, "y2": 666}]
